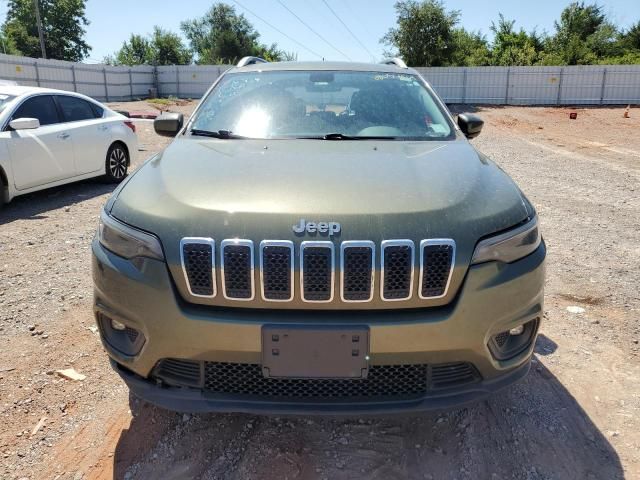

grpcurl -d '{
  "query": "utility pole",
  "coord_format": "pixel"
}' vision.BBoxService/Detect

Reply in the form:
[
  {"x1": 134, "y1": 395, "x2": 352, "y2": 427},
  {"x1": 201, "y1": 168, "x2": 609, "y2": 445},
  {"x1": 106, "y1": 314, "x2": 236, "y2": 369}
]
[{"x1": 33, "y1": 0, "x2": 46, "y2": 59}]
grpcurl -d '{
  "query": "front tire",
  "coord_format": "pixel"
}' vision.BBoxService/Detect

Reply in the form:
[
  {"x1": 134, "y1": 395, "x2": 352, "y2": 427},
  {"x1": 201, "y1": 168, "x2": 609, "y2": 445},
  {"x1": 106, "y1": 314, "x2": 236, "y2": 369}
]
[{"x1": 105, "y1": 143, "x2": 129, "y2": 183}]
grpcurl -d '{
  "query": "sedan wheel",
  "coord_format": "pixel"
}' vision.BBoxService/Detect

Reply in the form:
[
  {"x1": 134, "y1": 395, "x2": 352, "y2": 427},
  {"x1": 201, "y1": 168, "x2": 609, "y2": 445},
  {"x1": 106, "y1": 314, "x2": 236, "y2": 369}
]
[{"x1": 105, "y1": 144, "x2": 129, "y2": 183}]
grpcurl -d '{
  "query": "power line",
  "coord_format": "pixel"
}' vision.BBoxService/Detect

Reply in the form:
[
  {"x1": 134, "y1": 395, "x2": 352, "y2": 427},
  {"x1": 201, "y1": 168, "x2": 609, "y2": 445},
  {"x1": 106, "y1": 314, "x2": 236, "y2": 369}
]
[
  {"x1": 320, "y1": 0, "x2": 374, "y2": 61},
  {"x1": 231, "y1": 0, "x2": 323, "y2": 60},
  {"x1": 275, "y1": 0, "x2": 352, "y2": 61}
]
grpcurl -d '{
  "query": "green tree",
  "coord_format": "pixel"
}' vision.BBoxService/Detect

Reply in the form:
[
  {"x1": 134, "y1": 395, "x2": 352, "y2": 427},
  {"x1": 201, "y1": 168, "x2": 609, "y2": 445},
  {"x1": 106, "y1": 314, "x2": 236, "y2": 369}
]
[
  {"x1": 2, "y1": 0, "x2": 90, "y2": 61},
  {"x1": 489, "y1": 14, "x2": 542, "y2": 66},
  {"x1": 619, "y1": 21, "x2": 640, "y2": 51},
  {"x1": 546, "y1": 2, "x2": 618, "y2": 64},
  {"x1": 381, "y1": 0, "x2": 460, "y2": 66},
  {"x1": 150, "y1": 27, "x2": 192, "y2": 65},
  {"x1": 106, "y1": 28, "x2": 192, "y2": 66},
  {"x1": 0, "y1": 30, "x2": 20, "y2": 55},
  {"x1": 450, "y1": 29, "x2": 490, "y2": 66},
  {"x1": 115, "y1": 34, "x2": 153, "y2": 65},
  {"x1": 181, "y1": 3, "x2": 288, "y2": 64}
]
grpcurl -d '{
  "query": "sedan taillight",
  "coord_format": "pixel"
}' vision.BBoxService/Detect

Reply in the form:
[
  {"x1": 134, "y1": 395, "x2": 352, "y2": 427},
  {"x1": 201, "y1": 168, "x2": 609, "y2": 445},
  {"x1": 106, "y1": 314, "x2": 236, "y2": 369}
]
[{"x1": 124, "y1": 120, "x2": 136, "y2": 133}]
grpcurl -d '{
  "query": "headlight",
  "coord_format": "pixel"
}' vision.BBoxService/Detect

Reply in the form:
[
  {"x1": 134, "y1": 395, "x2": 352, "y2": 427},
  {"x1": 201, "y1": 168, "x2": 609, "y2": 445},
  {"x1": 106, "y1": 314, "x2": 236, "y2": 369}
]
[
  {"x1": 98, "y1": 210, "x2": 164, "y2": 261},
  {"x1": 471, "y1": 216, "x2": 541, "y2": 265}
]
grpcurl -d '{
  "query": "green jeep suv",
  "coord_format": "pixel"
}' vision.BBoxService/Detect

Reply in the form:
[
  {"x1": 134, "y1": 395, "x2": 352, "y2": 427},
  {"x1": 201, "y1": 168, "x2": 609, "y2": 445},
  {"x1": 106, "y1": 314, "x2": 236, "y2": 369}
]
[{"x1": 92, "y1": 58, "x2": 545, "y2": 414}]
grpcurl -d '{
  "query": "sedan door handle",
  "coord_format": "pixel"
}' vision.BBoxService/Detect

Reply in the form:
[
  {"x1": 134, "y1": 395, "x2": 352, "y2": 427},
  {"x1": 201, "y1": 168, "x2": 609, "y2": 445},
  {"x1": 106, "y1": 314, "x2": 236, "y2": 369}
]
[
  {"x1": 98, "y1": 125, "x2": 109, "y2": 131},
  {"x1": 58, "y1": 132, "x2": 70, "y2": 140}
]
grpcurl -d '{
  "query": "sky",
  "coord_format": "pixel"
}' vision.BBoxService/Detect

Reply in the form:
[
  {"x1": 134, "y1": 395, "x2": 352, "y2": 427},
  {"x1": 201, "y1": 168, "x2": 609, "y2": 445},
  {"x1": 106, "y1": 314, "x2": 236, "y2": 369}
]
[{"x1": 0, "y1": 0, "x2": 638, "y2": 63}]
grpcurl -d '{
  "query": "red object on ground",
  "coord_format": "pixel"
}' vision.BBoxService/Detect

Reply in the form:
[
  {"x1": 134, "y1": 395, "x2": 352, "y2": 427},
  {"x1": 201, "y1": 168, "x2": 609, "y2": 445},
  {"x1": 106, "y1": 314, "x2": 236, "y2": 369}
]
[
  {"x1": 128, "y1": 111, "x2": 159, "y2": 119},
  {"x1": 124, "y1": 120, "x2": 136, "y2": 133},
  {"x1": 569, "y1": 112, "x2": 578, "y2": 119}
]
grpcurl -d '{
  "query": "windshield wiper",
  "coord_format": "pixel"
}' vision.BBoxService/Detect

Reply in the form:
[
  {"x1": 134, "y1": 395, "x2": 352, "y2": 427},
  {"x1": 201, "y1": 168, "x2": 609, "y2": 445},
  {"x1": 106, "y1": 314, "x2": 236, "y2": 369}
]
[
  {"x1": 301, "y1": 133, "x2": 400, "y2": 140},
  {"x1": 190, "y1": 128, "x2": 247, "y2": 139}
]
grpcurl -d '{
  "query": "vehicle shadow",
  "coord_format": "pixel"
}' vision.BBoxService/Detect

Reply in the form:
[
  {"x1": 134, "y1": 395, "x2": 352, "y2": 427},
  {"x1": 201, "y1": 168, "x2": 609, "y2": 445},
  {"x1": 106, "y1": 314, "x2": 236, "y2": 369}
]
[
  {"x1": 0, "y1": 179, "x2": 116, "y2": 226},
  {"x1": 110, "y1": 337, "x2": 623, "y2": 479}
]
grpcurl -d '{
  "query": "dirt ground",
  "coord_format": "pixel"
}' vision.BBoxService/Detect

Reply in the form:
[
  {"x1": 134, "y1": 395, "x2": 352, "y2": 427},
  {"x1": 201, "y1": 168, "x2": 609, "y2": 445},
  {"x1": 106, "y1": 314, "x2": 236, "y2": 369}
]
[{"x1": 1, "y1": 101, "x2": 639, "y2": 480}]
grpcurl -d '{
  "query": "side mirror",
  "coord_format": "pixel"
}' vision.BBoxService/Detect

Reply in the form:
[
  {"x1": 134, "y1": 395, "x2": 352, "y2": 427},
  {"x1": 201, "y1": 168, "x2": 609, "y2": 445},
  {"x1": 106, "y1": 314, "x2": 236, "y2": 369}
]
[
  {"x1": 154, "y1": 112, "x2": 184, "y2": 137},
  {"x1": 457, "y1": 113, "x2": 483, "y2": 139},
  {"x1": 9, "y1": 117, "x2": 40, "y2": 130}
]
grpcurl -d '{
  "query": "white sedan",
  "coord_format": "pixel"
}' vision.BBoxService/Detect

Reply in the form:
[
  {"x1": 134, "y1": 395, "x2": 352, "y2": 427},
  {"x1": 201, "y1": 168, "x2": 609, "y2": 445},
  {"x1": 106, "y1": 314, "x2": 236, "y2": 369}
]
[{"x1": 0, "y1": 86, "x2": 137, "y2": 207}]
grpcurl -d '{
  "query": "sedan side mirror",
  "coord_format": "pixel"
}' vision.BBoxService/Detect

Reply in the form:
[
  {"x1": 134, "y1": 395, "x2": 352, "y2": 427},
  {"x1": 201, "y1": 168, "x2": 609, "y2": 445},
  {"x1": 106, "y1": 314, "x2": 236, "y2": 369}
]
[
  {"x1": 457, "y1": 113, "x2": 483, "y2": 139},
  {"x1": 154, "y1": 112, "x2": 184, "y2": 137},
  {"x1": 9, "y1": 117, "x2": 40, "y2": 130}
]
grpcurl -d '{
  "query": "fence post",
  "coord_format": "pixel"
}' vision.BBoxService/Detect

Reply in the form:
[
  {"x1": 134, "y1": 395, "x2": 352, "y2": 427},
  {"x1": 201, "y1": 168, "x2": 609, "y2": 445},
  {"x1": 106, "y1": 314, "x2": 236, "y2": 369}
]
[
  {"x1": 600, "y1": 67, "x2": 607, "y2": 105},
  {"x1": 504, "y1": 67, "x2": 510, "y2": 105},
  {"x1": 102, "y1": 67, "x2": 109, "y2": 102},
  {"x1": 176, "y1": 65, "x2": 180, "y2": 98},
  {"x1": 153, "y1": 65, "x2": 159, "y2": 96},
  {"x1": 34, "y1": 60, "x2": 40, "y2": 87},
  {"x1": 556, "y1": 67, "x2": 564, "y2": 105},
  {"x1": 462, "y1": 68, "x2": 467, "y2": 104},
  {"x1": 71, "y1": 64, "x2": 77, "y2": 92},
  {"x1": 128, "y1": 68, "x2": 133, "y2": 100}
]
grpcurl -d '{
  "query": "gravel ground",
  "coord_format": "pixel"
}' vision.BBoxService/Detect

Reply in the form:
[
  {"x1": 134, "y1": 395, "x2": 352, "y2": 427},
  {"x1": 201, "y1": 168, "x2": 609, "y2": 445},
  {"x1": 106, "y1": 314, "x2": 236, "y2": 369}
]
[{"x1": 0, "y1": 101, "x2": 638, "y2": 480}]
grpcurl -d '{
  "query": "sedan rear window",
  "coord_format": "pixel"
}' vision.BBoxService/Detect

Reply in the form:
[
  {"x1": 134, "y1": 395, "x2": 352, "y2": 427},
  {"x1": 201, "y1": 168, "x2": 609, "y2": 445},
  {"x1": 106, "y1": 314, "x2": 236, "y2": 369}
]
[
  {"x1": 56, "y1": 95, "x2": 99, "y2": 122},
  {"x1": 190, "y1": 70, "x2": 453, "y2": 140}
]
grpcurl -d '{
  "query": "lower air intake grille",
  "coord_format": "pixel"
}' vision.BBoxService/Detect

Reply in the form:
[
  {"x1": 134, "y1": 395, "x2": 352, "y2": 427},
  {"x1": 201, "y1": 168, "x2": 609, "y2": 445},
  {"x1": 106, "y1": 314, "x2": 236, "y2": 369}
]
[
  {"x1": 342, "y1": 245, "x2": 374, "y2": 301},
  {"x1": 204, "y1": 362, "x2": 428, "y2": 399},
  {"x1": 155, "y1": 359, "x2": 201, "y2": 387},
  {"x1": 493, "y1": 331, "x2": 510, "y2": 348},
  {"x1": 382, "y1": 243, "x2": 413, "y2": 300},
  {"x1": 125, "y1": 327, "x2": 139, "y2": 343},
  {"x1": 430, "y1": 362, "x2": 479, "y2": 389},
  {"x1": 302, "y1": 245, "x2": 333, "y2": 302},
  {"x1": 262, "y1": 245, "x2": 292, "y2": 300},
  {"x1": 182, "y1": 242, "x2": 214, "y2": 296},
  {"x1": 421, "y1": 243, "x2": 454, "y2": 298},
  {"x1": 222, "y1": 244, "x2": 253, "y2": 299}
]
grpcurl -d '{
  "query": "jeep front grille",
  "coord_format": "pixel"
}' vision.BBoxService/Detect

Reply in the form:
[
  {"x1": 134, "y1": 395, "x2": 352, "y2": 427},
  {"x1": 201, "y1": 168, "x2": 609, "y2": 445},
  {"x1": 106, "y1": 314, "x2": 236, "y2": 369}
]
[{"x1": 180, "y1": 238, "x2": 455, "y2": 304}]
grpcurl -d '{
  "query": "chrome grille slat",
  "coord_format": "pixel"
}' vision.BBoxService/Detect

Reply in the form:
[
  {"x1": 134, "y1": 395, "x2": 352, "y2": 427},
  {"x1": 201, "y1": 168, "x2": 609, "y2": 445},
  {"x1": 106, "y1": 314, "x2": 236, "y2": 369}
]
[
  {"x1": 260, "y1": 240, "x2": 294, "y2": 302},
  {"x1": 380, "y1": 240, "x2": 415, "y2": 301},
  {"x1": 300, "y1": 241, "x2": 335, "y2": 303},
  {"x1": 419, "y1": 239, "x2": 455, "y2": 299},
  {"x1": 180, "y1": 237, "x2": 216, "y2": 298},
  {"x1": 341, "y1": 241, "x2": 375, "y2": 302},
  {"x1": 221, "y1": 239, "x2": 255, "y2": 301}
]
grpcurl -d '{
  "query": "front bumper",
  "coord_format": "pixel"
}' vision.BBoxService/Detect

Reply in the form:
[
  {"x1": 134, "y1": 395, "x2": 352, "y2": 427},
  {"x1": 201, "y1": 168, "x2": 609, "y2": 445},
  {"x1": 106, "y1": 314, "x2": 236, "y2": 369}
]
[
  {"x1": 111, "y1": 358, "x2": 531, "y2": 415},
  {"x1": 92, "y1": 238, "x2": 545, "y2": 414}
]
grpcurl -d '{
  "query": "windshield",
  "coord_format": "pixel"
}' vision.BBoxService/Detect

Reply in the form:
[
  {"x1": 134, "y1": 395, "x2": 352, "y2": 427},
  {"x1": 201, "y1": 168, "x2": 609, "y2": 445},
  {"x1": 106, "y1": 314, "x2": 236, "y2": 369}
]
[
  {"x1": 0, "y1": 94, "x2": 16, "y2": 114},
  {"x1": 190, "y1": 70, "x2": 454, "y2": 140}
]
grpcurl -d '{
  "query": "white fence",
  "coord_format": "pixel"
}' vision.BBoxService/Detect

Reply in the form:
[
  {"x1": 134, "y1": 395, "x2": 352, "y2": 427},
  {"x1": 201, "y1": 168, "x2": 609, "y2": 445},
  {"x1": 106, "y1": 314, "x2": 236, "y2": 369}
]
[
  {"x1": 416, "y1": 65, "x2": 640, "y2": 105},
  {"x1": 1, "y1": 53, "x2": 639, "y2": 105},
  {"x1": 0, "y1": 53, "x2": 154, "y2": 101}
]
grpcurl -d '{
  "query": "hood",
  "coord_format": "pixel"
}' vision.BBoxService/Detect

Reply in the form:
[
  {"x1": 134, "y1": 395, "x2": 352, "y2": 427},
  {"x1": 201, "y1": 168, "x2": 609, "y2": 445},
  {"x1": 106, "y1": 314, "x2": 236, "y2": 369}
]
[{"x1": 110, "y1": 137, "x2": 530, "y2": 309}]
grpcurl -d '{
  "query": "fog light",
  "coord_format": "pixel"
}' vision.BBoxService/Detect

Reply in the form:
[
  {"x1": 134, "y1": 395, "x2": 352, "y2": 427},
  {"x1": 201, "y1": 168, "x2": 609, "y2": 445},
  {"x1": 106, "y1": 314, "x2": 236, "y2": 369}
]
[
  {"x1": 509, "y1": 325, "x2": 524, "y2": 336},
  {"x1": 489, "y1": 318, "x2": 540, "y2": 361},
  {"x1": 111, "y1": 319, "x2": 126, "y2": 331}
]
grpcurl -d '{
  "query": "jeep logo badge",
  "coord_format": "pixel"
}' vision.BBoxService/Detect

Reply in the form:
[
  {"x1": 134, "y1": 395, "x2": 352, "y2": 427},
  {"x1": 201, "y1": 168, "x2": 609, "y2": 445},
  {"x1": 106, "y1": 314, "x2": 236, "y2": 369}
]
[{"x1": 292, "y1": 219, "x2": 341, "y2": 236}]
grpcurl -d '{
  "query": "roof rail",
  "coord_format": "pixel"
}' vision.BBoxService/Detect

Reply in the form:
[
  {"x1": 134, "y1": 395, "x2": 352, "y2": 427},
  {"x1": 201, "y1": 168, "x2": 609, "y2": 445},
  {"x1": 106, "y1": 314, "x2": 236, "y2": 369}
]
[
  {"x1": 380, "y1": 57, "x2": 408, "y2": 69},
  {"x1": 236, "y1": 56, "x2": 269, "y2": 68}
]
